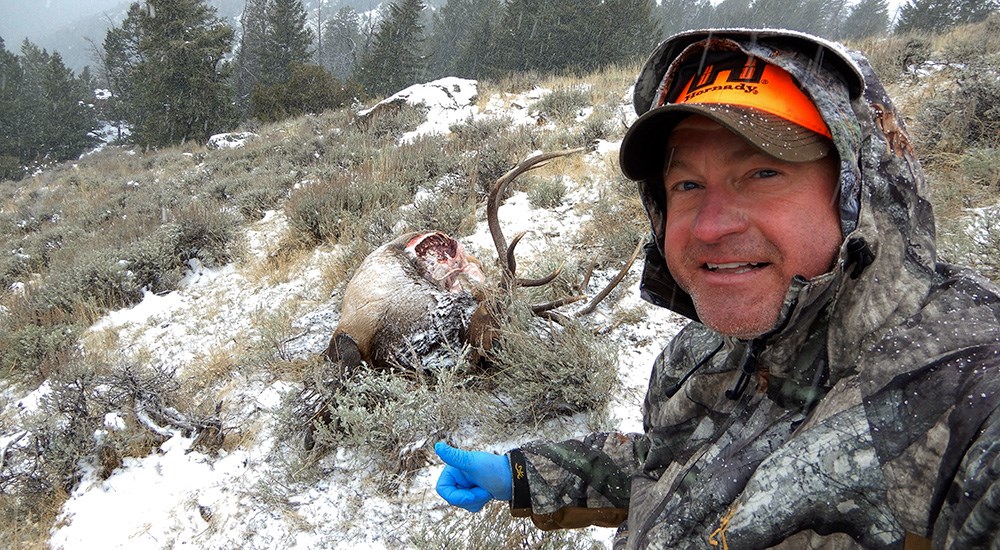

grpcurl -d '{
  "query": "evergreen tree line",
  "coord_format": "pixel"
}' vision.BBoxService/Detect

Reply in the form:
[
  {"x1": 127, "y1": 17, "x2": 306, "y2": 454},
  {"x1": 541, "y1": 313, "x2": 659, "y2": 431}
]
[
  {"x1": 0, "y1": 37, "x2": 101, "y2": 181},
  {"x1": 1, "y1": 0, "x2": 997, "y2": 173}
]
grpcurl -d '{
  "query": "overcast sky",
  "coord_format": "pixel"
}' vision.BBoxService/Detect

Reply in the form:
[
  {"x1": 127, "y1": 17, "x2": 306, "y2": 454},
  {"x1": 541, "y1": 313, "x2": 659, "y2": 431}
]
[{"x1": 0, "y1": 0, "x2": 126, "y2": 42}]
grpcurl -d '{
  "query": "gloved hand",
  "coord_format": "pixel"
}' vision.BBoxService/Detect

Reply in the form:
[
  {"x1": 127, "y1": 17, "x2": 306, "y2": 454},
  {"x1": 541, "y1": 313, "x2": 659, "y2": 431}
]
[{"x1": 434, "y1": 441, "x2": 512, "y2": 512}]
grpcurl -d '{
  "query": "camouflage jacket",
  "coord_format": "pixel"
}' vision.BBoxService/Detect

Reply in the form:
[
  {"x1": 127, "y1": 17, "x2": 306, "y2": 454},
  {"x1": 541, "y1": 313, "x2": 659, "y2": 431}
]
[{"x1": 509, "y1": 30, "x2": 1000, "y2": 549}]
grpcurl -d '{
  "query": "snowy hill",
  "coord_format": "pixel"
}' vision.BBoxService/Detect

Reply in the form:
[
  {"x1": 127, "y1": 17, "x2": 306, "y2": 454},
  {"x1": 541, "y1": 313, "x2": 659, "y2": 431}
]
[{"x1": 7, "y1": 73, "x2": 687, "y2": 549}]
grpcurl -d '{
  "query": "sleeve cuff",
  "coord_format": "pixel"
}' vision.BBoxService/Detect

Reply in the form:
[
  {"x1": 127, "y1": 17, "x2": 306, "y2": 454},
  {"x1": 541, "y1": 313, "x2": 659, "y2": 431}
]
[{"x1": 508, "y1": 448, "x2": 531, "y2": 510}]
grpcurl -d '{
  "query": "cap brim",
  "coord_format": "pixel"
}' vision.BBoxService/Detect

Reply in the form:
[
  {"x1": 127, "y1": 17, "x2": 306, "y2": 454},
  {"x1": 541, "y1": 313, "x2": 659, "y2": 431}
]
[{"x1": 619, "y1": 103, "x2": 832, "y2": 181}]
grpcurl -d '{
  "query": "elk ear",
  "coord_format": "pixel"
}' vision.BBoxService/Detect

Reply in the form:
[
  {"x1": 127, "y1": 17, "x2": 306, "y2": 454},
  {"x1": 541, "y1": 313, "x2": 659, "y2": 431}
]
[
  {"x1": 323, "y1": 332, "x2": 363, "y2": 368},
  {"x1": 464, "y1": 303, "x2": 498, "y2": 354}
]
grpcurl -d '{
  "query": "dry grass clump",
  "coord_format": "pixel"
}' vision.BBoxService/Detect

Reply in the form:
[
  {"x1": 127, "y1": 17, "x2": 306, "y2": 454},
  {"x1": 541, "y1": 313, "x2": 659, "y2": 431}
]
[
  {"x1": 576, "y1": 168, "x2": 648, "y2": 267},
  {"x1": 411, "y1": 501, "x2": 606, "y2": 550},
  {"x1": 533, "y1": 85, "x2": 594, "y2": 123},
  {"x1": 851, "y1": 33, "x2": 933, "y2": 84},
  {"x1": 887, "y1": 15, "x2": 1000, "y2": 278}
]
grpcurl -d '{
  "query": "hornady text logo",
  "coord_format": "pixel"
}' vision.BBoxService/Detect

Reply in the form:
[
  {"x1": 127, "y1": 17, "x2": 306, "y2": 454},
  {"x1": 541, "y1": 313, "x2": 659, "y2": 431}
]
[{"x1": 683, "y1": 57, "x2": 766, "y2": 101}]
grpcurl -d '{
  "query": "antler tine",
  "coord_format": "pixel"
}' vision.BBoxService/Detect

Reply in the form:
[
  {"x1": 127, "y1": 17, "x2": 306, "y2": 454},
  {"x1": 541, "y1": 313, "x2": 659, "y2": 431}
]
[
  {"x1": 531, "y1": 295, "x2": 587, "y2": 315},
  {"x1": 504, "y1": 231, "x2": 527, "y2": 286},
  {"x1": 517, "y1": 263, "x2": 563, "y2": 287},
  {"x1": 487, "y1": 147, "x2": 586, "y2": 278},
  {"x1": 575, "y1": 238, "x2": 645, "y2": 318},
  {"x1": 505, "y1": 232, "x2": 565, "y2": 288}
]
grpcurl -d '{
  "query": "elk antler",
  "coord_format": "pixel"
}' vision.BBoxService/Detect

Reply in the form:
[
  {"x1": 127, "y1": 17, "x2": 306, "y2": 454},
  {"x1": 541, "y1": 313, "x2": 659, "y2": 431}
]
[
  {"x1": 486, "y1": 147, "x2": 640, "y2": 321},
  {"x1": 487, "y1": 147, "x2": 586, "y2": 288}
]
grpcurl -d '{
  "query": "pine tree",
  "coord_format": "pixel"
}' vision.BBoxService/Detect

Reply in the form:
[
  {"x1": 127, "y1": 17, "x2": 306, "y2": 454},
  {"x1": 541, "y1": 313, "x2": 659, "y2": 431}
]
[
  {"x1": 490, "y1": 0, "x2": 546, "y2": 74},
  {"x1": 426, "y1": 0, "x2": 501, "y2": 79},
  {"x1": 454, "y1": 9, "x2": 500, "y2": 78},
  {"x1": 321, "y1": 7, "x2": 363, "y2": 81},
  {"x1": 355, "y1": 0, "x2": 426, "y2": 98},
  {"x1": 0, "y1": 37, "x2": 24, "y2": 180},
  {"x1": 746, "y1": 0, "x2": 787, "y2": 27},
  {"x1": 892, "y1": 0, "x2": 996, "y2": 33},
  {"x1": 710, "y1": 0, "x2": 752, "y2": 27},
  {"x1": 819, "y1": 0, "x2": 851, "y2": 39},
  {"x1": 491, "y1": 0, "x2": 605, "y2": 74},
  {"x1": 1, "y1": 40, "x2": 98, "y2": 176},
  {"x1": 259, "y1": 0, "x2": 315, "y2": 85},
  {"x1": 841, "y1": 0, "x2": 890, "y2": 40},
  {"x1": 235, "y1": 0, "x2": 270, "y2": 114},
  {"x1": 101, "y1": 2, "x2": 146, "y2": 134},
  {"x1": 659, "y1": 0, "x2": 715, "y2": 37},
  {"x1": 600, "y1": 0, "x2": 661, "y2": 65},
  {"x1": 103, "y1": 0, "x2": 236, "y2": 147},
  {"x1": 251, "y1": 62, "x2": 356, "y2": 121},
  {"x1": 953, "y1": 0, "x2": 999, "y2": 26},
  {"x1": 39, "y1": 51, "x2": 99, "y2": 161}
]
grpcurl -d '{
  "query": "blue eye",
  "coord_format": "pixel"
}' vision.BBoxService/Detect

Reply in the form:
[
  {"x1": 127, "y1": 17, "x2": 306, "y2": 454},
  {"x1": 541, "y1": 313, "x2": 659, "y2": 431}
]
[
  {"x1": 754, "y1": 169, "x2": 779, "y2": 178},
  {"x1": 671, "y1": 181, "x2": 701, "y2": 192}
]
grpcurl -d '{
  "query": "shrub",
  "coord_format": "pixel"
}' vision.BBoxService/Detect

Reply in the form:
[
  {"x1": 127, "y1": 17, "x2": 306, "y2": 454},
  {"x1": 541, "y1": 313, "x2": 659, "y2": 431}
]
[
  {"x1": 960, "y1": 148, "x2": 1000, "y2": 187},
  {"x1": 401, "y1": 174, "x2": 479, "y2": 238},
  {"x1": 580, "y1": 113, "x2": 613, "y2": 145},
  {"x1": 251, "y1": 64, "x2": 357, "y2": 123},
  {"x1": 410, "y1": 502, "x2": 606, "y2": 549},
  {"x1": 576, "y1": 173, "x2": 648, "y2": 266},
  {"x1": 463, "y1": 125, "x2": 541, "y2": 197},
  {"x1": 917, "y1": 70, "x2": 1000, "y2": 152},
  {"x1": 480, "y1": 300, "x2": 618, "y2": 433},
  {"x1": 354, "y1": 102, "x2": 427, "y2": 141},
  {"x1": 0, "y1": 320, "x2": 81, "y2": 380},
  {"x1": 285, "y1": 174, "x2": 396, "y2": 245},
  {"x1": 852, "y1": 34, "x2": 932, "y2": 83},
  {"x1": 533, "y1": 86, "x2": 593, "y2": 123},
  {"x1": 527, "y1": 176, "x2": 567, "y2": 209},
  {"x1": 0, "y1": 356, "x2": 204, "y2": 537},
  {"x1": 308, "y1": 362, "x2": 483, "y2": 493}
]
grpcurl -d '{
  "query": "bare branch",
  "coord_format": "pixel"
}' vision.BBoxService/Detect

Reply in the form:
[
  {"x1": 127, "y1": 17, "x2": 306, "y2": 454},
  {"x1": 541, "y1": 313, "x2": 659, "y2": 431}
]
[{"x1": 0, "y1": 431, "x2": 27, "y2": 474}]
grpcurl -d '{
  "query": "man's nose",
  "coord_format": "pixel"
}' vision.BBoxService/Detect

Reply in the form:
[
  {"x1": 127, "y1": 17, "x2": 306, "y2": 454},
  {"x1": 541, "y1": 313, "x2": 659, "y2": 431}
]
[{"x1": 689, "y1": 188, "x2": 749, "y2": 243}]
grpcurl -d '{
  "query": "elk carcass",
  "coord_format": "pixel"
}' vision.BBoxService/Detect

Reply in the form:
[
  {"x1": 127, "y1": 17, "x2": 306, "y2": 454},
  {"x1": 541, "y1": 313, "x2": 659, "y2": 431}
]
[
  {"x1": 304, "y1": 147, "x2": 642, "y2": 449},
  {"x1": 322, "y1": 230, "x2": 487, "y2": 371}
]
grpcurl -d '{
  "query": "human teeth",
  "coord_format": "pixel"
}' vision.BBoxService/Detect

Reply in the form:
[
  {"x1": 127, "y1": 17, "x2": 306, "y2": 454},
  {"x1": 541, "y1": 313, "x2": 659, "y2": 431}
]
[{"x1": 706, "y1": 262, "x2": 761, "y2": 271}]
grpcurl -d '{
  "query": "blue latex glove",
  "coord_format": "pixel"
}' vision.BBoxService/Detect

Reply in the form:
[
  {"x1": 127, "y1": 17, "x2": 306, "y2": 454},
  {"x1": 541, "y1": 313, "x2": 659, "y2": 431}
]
[{"x1": 434, "y1": 441, "x2": 512, "y2": 512}]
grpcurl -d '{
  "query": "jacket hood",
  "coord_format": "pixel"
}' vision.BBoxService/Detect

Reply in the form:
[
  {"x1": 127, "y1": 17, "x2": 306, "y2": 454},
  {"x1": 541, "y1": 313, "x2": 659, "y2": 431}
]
[{"x1": 630, "y1": 29, "x2": 936, "y2": 351}]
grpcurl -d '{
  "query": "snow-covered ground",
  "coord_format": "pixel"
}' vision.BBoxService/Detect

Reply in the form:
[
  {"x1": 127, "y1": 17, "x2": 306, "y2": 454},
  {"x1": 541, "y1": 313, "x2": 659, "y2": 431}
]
[{"x1": 28, "y1": 77, "x2": 689, "y2": 549}]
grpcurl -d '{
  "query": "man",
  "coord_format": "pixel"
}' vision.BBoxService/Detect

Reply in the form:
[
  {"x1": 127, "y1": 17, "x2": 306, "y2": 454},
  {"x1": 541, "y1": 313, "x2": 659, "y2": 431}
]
[{"x1": 434, "y1": 28, "x2": 1000, "y2": 549}]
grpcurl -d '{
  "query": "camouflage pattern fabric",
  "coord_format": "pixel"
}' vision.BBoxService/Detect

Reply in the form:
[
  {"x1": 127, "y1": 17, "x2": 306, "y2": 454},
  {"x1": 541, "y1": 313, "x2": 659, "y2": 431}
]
[{"x1": 510, "y1": 30, "x2": 1000, "y2": 549}]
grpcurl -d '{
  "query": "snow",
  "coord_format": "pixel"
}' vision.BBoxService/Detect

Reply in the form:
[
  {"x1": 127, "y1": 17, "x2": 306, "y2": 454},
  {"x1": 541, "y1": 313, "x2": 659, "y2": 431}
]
[
  {"x1": 207, "y1": 131, "x2": 259, "y2": 150},
  {"x1": 358, "y1": 77, "x2": 480, "y2": 143},
  {"x1": 30, "y1": 77, "x2": 688, "y2": 548}
]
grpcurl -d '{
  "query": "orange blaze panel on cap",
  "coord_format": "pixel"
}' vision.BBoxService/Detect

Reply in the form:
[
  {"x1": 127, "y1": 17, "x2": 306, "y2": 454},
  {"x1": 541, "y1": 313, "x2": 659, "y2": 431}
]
[{"x1": 663, "y1": 57, "x2": 832, "y2": 139}]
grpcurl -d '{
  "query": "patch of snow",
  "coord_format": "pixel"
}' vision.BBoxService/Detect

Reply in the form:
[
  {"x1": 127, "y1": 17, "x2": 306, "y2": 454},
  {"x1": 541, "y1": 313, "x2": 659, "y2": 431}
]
[
  {"x1": 358, "y1": 77, "x2": 479, "y2": 144},
  {"x1": 207, "y1": 132, "x2": 259, "y2": 150}
]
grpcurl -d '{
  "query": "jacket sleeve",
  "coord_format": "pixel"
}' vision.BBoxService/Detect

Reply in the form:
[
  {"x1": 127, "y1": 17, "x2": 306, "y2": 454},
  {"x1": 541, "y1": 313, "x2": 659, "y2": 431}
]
[
  {"x1": 934, "y1": 404, "x2": 1000, "y2": 548},
  {"x1": 508, "y1": 431, "x2": 649, "y2": 530}
]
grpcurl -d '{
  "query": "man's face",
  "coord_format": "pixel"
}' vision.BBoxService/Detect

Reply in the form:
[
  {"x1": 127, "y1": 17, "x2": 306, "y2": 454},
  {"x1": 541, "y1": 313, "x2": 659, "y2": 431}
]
[{"x1": 662, "y1": 116, "x2": 842, "y2": 338}]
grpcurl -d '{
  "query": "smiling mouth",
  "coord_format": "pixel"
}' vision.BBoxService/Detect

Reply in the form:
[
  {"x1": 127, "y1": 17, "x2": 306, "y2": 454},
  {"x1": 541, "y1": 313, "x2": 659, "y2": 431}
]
[{"x1": 705, "y1": 262, "x2": 769, "y2": 274}]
